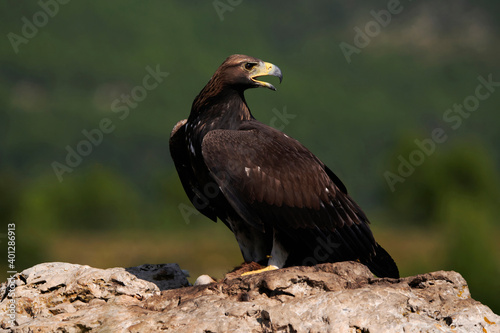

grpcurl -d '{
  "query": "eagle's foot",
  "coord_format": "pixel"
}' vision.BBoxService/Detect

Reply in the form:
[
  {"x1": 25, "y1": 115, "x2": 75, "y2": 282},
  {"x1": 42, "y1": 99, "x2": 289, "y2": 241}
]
[{"x1": 241, "y1": 265, "x2": 279, "y2": 276}]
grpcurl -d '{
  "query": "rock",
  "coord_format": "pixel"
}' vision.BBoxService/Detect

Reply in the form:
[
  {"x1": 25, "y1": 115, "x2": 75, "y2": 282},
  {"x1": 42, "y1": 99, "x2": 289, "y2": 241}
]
[
  {"x1": 125, "y1": 263, "x2": 190, "y2": 291},
  {"x1": 1, "y1": 261, "x2": 499, "y2": 333},
  {"x1": 194, "y1": 274, "x2": 216, "y2": 286},
  {"x1": 0, "y1": 262, "x2": 189, "y2": 332}
]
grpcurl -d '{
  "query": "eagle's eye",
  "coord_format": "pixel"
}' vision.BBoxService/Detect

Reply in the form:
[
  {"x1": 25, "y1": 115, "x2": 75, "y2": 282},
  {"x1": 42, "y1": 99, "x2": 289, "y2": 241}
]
[{"x1": 244, "y1": 62, "x2": 256, "y2": 71}]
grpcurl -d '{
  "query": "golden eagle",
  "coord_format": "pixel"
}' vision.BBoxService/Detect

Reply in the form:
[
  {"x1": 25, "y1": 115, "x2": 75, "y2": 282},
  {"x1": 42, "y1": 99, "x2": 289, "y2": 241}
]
[{"x1": 170, "y1": 54, "x2": 399, "y2": 278}]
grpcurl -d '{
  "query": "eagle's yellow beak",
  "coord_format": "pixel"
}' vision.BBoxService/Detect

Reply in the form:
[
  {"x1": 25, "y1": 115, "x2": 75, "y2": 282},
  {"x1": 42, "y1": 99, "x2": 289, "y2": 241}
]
[{"x1": 250, "y1": 61, "x2": 283, "y2": 91}]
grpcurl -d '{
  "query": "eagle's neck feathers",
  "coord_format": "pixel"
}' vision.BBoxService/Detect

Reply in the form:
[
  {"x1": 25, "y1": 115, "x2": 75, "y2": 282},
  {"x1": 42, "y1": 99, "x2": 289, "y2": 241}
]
[{"x1": 189, "y1": 76, "x2": 253, "y2": 140}]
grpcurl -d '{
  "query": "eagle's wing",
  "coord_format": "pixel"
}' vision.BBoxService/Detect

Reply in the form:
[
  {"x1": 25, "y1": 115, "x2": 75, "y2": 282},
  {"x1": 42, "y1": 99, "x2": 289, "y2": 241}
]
[
  {"x1": 201, "y1": 121, "x2": 378, "y2": 262},
  {"x1": 169, "y1": 119, "x2": 217, "y2": 221}
]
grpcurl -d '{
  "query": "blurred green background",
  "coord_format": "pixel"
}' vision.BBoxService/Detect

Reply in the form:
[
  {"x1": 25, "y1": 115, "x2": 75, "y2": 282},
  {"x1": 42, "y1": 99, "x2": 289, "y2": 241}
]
[{"x1": 1, "y1": 0, "x2": 499, "y2": 312}]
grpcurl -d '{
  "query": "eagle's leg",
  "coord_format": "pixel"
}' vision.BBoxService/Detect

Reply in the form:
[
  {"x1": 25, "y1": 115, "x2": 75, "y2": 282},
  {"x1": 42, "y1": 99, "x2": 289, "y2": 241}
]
[{"x1": 241, "y1": 230, "x2": 288, "y2": 276}]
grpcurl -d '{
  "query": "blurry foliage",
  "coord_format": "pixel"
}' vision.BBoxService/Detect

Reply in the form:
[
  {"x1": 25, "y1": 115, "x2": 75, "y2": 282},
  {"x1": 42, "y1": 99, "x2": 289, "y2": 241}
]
[
  {"x1": 385, "y1": 136, "x2": 500, "y2": 225},
  {"x1": 383, "y1": 137, "x2": 500, "y2": 311},
  {"x1": 0, "y1": 171, "x2": 21, "y2": 224},
  {"x1": 0, "y1": 0, "x2": 499, "y2": 312},
  {"x1": 18, "y1": 165, "x2": 142, "y2": 233},
  {"x1": 441, "y1": 193, "x2": 500, "y2": 312}
]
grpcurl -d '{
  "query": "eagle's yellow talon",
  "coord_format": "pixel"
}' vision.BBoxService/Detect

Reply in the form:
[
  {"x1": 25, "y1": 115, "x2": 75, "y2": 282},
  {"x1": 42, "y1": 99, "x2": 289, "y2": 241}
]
[{"x1": 241, "y1": 265, "x2": 279, "y2": 276}]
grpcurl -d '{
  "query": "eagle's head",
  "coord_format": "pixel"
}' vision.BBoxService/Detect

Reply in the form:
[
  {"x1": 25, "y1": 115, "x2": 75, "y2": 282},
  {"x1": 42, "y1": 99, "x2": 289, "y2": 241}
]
[{"x1": 212, "y1": 54, "x2": 283, "y2": 91}]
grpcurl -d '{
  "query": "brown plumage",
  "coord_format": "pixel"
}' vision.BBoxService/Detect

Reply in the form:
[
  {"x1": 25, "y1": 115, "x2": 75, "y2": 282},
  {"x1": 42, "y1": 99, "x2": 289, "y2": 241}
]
[{"x1": 169, "y1": 54, "x2": 399, "y2": 278}]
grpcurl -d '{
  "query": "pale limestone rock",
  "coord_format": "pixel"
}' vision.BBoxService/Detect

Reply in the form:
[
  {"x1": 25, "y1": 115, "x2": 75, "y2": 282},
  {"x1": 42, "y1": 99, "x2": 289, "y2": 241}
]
[
  {"x1": 0, "y1": 261, "x2": 498, "y2": 333},
  {"x1": 194, "y1": 274, "x2": 216, "y2": 285}
]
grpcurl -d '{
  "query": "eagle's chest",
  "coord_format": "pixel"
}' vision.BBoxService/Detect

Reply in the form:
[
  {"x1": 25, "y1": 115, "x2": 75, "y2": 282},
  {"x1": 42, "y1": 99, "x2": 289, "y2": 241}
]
[
  {"x1": 185, "y1": 131, "x2": 210, "y2": 185},
  {"x1": 184, "y1": 116, "x2": 244, "y2": 181},
  {"x1": 184, "y1": 123, "x2": 230, "y2": 214}
]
